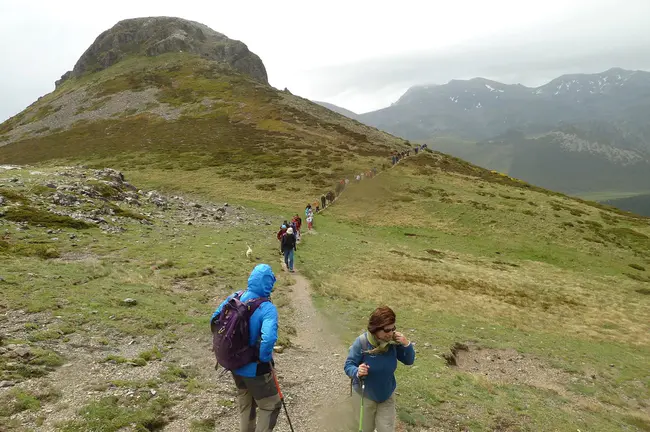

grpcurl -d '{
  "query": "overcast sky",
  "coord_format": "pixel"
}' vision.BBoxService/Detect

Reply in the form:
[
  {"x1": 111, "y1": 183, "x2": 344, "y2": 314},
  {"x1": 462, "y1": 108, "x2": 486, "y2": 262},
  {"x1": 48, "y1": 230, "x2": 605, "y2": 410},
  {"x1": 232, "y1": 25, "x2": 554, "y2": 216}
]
[{"x1": 1, "y1": 0, "x2": 650, "y2": 122}]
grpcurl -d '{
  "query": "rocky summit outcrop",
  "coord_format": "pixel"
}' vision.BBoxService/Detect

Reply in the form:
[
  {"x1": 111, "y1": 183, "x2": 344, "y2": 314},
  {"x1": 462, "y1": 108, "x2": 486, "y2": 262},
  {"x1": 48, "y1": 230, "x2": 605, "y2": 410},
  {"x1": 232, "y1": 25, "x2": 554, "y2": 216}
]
[{"x1": 56, "y1": 16, "x2": 268, "y2": 87}]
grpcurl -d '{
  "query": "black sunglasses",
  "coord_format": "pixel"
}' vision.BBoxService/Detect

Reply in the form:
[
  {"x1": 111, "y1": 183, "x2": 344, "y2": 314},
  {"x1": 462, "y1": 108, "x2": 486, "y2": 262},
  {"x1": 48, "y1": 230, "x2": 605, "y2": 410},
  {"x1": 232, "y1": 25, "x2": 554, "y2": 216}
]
[{"x1": 382, "y1": 325, "x2": 396, "y2": 333}]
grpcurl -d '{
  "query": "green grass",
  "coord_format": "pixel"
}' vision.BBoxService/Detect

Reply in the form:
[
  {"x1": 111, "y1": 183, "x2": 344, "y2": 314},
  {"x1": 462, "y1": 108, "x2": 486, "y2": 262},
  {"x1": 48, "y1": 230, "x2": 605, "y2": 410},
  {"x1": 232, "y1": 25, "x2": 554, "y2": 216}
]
[
  {"x1": 138, "y1": 346, "x2": 162, "y2": 361},
  {"x1": 190, "y1": 418, "x2": 216, "y2": 432},
  {"x1": 0, "y1": 187, "x2": 31, "y2": 204},
  {"x1": 295, "y1": 161, "x2": 650, "y2": 430},
  {"x1": 0, "y1": 239, "x2": 61, "y2": 259},
  {"x1": 0, "y1": 346, "x2": 65, "y2": 382},
  {"x1": 58, "y1": 393, "x2": 173, "y2": 432},
  {"x1": 0, "y1": 387, "x2": 61, "y2": 417},
  {"x1": 4, "y1": 205, "x2": 93, "y2": 229}
]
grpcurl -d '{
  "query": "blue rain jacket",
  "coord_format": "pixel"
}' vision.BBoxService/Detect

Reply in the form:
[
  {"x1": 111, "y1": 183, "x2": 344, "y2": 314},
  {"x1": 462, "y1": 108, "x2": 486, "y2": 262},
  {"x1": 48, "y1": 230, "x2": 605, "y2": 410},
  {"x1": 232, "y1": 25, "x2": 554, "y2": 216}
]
[{"x1": 211, "y1": 264, "x2": 278, "y2": 377}]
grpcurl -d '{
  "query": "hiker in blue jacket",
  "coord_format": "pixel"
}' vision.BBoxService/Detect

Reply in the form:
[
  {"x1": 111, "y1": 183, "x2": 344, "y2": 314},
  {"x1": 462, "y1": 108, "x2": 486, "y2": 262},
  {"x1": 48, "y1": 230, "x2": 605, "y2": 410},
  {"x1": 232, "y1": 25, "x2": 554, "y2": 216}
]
[
  {"x1": 211, "y1": 264, "x2": 281, "y2": 432},
  {"x1": 344, "y1": 306, "x2": 415, "y2": 432}
]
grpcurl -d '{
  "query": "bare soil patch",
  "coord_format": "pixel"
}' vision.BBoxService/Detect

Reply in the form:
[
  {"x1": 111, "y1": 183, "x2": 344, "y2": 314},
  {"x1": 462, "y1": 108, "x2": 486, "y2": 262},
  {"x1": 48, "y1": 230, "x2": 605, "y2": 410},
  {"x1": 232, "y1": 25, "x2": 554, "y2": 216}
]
[{"x1": 443, "y1": 342, "x2": 571, "y2": 394}]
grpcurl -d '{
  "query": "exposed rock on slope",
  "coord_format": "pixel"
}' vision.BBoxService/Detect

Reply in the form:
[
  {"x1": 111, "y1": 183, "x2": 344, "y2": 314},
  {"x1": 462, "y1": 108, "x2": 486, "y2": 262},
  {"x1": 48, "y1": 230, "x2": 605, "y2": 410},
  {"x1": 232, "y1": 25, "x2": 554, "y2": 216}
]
[{"x1": 56, "y1": 16, "x2": 268, "y2": 86}]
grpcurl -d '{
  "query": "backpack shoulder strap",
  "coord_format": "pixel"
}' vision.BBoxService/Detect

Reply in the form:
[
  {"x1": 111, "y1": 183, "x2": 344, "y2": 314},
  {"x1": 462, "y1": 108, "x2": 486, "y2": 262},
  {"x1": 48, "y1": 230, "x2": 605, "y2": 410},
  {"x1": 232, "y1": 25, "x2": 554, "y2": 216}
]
[
  {"x1": 359, "y1": 332, "x2": 369, "y2": 353},
  {"x1": 245, "y1": 297, "x2": 269, "y2": 315},
  {"x1": 350, "y1": 332, "x2": 370, "y2": 395}
]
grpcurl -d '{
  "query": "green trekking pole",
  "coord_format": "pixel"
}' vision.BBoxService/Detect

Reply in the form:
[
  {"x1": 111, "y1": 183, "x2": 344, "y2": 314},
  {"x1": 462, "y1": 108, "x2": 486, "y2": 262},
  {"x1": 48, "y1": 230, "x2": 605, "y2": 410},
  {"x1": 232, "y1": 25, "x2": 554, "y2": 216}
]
[{"x1": 358, "y1": 378, "x2": 365, "y2": 432}]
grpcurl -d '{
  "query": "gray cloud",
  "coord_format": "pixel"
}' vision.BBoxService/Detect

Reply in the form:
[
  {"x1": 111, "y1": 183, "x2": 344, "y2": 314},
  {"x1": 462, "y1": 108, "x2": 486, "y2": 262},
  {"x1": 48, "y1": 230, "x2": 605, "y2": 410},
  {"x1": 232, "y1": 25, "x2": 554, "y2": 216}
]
[
  {"x1": 304, "y1": 1, "x2": 650, "y2": 112},
  {"x1": 308, "y1": 42, "x2": 650, "y2": 113}
]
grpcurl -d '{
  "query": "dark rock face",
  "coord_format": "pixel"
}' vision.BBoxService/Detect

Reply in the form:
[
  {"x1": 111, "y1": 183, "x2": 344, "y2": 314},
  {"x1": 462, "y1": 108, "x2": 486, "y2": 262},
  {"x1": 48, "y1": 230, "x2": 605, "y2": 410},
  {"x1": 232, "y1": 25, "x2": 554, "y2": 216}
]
[{"x1": 56, "y1": 17, "x2": 268, "y2": 86}]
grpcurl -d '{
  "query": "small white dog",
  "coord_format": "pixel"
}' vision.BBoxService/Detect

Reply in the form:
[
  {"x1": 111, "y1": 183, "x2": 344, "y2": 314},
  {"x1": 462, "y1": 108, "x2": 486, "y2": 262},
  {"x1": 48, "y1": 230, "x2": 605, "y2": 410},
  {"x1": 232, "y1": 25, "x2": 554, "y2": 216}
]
[{"x1": 246, "y1": 244, "x2": 253, "y2": 260}]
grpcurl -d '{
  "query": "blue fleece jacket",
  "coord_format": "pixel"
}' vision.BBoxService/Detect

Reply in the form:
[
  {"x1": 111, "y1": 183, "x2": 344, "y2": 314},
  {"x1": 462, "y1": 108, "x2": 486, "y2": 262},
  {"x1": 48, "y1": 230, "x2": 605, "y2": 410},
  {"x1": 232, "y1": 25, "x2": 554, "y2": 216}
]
[
  {"x1": 344, "y1": 332, "x2": 416, "y2": 403},
  {"x1": 211, "y1": 264, "x2": 278, "y2": 377}
]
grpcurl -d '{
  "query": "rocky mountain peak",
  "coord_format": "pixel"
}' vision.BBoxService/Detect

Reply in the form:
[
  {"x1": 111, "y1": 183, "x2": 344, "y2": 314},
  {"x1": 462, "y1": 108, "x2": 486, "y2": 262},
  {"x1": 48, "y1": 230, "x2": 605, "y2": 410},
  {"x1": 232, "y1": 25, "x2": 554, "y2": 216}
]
[{"x1": 56, "y1": 16, "x2": 268, "y2": 87}]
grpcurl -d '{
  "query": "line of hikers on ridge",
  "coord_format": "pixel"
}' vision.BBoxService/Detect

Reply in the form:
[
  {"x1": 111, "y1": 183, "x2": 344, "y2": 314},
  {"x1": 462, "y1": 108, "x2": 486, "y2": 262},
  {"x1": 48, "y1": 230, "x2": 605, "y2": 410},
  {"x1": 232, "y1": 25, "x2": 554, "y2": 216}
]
[
  {"x1": 392, "y1": 143, "x2": 428, "y2": 165},
  {"x1": 273, "y1": 142, "x2": 433, "y2": 265},
  {"x1": 273, "y1": 143, "x2": 431, "y2": 275},
  {"x1": 211, "y1": 264, "x2": 415, "y2": 432}
]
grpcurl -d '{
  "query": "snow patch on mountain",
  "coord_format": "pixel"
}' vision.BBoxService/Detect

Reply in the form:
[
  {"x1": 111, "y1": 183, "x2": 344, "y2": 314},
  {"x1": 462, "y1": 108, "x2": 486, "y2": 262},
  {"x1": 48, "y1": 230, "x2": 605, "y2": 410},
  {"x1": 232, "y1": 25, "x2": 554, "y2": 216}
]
[{"x1": 549, "y1": 132, "x2": 646, "y2": 165}]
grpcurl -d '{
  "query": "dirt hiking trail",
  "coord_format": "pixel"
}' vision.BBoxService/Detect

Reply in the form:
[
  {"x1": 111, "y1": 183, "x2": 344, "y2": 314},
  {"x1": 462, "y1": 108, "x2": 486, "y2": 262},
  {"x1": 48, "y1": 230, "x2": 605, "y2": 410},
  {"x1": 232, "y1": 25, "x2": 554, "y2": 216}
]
[{"x1": 10, "y1": 266, "x2": 420, "y2": 431}]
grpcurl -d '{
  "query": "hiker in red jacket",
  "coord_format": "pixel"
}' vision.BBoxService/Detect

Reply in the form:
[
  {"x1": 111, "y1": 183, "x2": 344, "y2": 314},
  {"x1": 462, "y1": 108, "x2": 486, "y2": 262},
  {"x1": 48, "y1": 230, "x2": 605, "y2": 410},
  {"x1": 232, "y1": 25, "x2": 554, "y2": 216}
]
[
  {"x1": 276, "y1": 224, "x2": 287, "y2": 241},
  {"x1": 293, "y1": 214, "x2": 302, "y2": 240}
]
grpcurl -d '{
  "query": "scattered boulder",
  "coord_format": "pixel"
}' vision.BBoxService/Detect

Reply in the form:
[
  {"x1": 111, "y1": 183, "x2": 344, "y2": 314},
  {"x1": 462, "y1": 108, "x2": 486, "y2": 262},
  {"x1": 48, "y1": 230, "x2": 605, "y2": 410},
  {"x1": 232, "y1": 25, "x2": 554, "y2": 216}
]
[
  {"x1": 51, "y1": 192, "x2": 78, "y2": 206},
  {"x1": 146, "y1": 191, "x2": 168, "y2": 208},
  {"x1": 122, "y1": 298, "x2": 138, "y2": 306},
  {"x1": 13, "y1": 346, "x2": 32, "y2": 358},
  {"x1": 95, "y1": 168, "x2": 125, "y2": 183}
]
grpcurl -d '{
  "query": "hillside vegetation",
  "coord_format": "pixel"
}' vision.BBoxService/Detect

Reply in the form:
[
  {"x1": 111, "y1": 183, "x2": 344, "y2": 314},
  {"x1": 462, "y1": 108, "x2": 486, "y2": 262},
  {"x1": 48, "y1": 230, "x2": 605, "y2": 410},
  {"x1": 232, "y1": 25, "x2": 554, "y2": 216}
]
[
  {"x1": 1, "y1": 44, "x2": 649, "y2": 431},
  {"x1": 300, "y1": 154, "x2": 650, "y2": 430},
  {"x1": 0, "y1": 53, "x2": 408, "y2": 207}
]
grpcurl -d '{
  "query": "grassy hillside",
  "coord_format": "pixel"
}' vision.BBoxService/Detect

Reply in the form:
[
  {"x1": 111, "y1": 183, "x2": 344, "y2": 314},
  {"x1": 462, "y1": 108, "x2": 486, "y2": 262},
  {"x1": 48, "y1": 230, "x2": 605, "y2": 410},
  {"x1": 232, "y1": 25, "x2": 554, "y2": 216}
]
[
  {"x1": 0, "y1": 53, "x2": 408, "y2": 207},
  {"x1": 1, "y1": 52, "x2": 649, "y2": 431},
  {"x1": 298, "y1": 154, "x2": 650, "y2": 430}
]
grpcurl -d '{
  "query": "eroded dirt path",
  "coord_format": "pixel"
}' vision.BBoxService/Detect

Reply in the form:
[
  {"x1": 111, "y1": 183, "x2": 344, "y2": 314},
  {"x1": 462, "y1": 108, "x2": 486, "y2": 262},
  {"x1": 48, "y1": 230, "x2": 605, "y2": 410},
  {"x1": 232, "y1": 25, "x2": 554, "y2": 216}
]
[{"x1": 265, "y1": 272, "x2": 352, "y2": 432}]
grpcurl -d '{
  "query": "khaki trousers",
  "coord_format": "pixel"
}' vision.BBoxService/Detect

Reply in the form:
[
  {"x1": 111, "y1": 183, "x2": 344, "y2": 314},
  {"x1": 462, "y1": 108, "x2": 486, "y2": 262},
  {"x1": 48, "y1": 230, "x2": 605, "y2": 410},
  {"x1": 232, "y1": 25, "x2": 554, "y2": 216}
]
[
  {"x1": 233, "y1": 373, "x2": 282, "y2": 432},
  {"x1": 353, "y1": 391, "x2": 396, "y2": 432}
]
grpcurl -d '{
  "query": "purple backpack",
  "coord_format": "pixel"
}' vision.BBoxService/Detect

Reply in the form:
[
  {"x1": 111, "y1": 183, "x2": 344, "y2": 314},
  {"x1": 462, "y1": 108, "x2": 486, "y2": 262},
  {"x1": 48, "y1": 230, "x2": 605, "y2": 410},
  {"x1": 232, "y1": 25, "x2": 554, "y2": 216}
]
[{"x1": 211, "y1": 291, "x2": 269, "y2": 371}]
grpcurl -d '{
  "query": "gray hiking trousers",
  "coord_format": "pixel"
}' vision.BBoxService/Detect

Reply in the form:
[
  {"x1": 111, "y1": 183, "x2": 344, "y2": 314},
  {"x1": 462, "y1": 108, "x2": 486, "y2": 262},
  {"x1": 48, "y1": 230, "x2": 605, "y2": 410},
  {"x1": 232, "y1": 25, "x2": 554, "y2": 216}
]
[
  {"x1": 353, "y1": 391, "x2": 396, "y2": 432},
  {"x1": 232, "y1": 373, "x2": 282, "y2": 432}
]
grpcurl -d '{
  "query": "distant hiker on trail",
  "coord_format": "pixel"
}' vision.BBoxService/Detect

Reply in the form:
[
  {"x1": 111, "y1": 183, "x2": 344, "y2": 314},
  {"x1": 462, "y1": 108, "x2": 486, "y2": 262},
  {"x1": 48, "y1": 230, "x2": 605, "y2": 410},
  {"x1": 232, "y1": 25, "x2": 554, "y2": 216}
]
[
  {"x1": 326, "y1": 190, "x2": 335, "y2": 204},
  {"x1": 305, "y1": 204, "x2": 312, "y2": 218},
  {"x1": 336, "y1": 180, "x2": 344, "y2": 195},
  {"x1": 210, "y1": 264, "x2": 282, "y2": 432},
  {"x1": 289, "y1": 220, "x2": 298, "y2": 241},
  {"x1": 281, "y1": 227, "x2": 297, "y2": 272},
  {"x1": 306, "y1": 212, "x2": 313, "y2": 231},
  {"x1": 276, "y1": 224, "x2": 287, "y2": 242},
  {"x1": 344, "y1": 306, "x2": 415, "y2": 432},
  {"x1": 292, "y1": 214, "x2": 302, "y2": 241},
  {"x1": 321, "y1": 194, "x2": 327, "y2": 210}
]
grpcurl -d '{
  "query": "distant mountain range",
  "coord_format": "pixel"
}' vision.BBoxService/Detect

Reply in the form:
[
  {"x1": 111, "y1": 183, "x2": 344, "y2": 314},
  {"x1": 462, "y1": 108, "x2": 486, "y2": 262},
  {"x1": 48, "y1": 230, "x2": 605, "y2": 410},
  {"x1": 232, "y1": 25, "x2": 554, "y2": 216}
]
[{"x1": 355, "y1": 68, "x2": 650, "y2": 197}]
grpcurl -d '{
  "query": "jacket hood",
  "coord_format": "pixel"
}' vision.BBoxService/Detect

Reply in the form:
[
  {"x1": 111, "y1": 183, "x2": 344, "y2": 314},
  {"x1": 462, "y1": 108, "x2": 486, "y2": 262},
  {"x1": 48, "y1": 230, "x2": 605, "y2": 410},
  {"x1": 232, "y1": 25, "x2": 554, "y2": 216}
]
[{"x1": 247, "y1": 264, "x2": 276, "y2": 297}]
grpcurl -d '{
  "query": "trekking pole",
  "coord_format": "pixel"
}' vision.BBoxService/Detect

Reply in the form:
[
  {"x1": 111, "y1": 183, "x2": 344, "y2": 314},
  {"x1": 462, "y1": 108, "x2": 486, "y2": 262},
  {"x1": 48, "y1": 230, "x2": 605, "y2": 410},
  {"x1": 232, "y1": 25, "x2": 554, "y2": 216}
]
[
  {"x1": 272, "y1": 367, "x2": 295, "y2": 432},
  {"x1": 358, "y1": 378, "x2": 365, "y2": 432}
]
